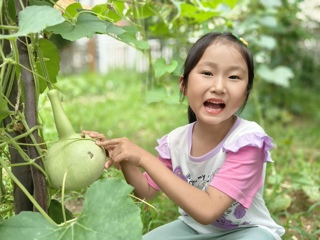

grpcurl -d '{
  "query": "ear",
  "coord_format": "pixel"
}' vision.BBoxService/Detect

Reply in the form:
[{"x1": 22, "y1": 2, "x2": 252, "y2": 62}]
[{"x1": 180, "y1": 75, "x2": 186, "y2": 95}]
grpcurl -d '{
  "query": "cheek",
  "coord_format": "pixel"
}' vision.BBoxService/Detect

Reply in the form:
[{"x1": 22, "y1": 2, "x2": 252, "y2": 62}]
[
  {"x1": 235, "y1": 92, "x2": 248, "y2": 108},
  {"x1": 186, "y1": 77, "x2": 205, "y2": 96},
  {"x1": 229, "y1": 87, "x2": 248, "y2": 107}
]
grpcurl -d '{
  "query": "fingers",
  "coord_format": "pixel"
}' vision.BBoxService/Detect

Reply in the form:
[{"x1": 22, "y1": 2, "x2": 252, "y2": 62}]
[
  {"x1": 114, "y1": 162, "x2": 121, "y2": 170},
  {"x1": 104, "y1": 158, "x2": 121, "y2": 170},
  {"x1": 96, "y1": 137, "x2": 128, "y2": 152},
  {"x1": 82, "y1": 130, "x2": 106, "y2": 140},
  {"x1": 98, "y1": 137, "x2": 127, "y2": 145},
  {"x1": 82, "y1": 132, "x2": 131, "y2": 167},
  {"x1": 82, "y1": 131, "x2": 131, "y2": 171},
  {"x1": 104, "y1": 159, "x2": 113, "y2": 169}
]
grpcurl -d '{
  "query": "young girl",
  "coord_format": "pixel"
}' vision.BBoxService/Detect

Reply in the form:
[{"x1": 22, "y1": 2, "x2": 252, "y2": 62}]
[{"x1": 83, "y1": 32, "x2": 285, "y2": 239}]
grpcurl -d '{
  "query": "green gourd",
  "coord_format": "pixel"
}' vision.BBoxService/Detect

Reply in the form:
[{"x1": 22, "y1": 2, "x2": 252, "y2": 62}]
[{"x1": 44, "y1": 89, "x2": 106, "y2": 191}]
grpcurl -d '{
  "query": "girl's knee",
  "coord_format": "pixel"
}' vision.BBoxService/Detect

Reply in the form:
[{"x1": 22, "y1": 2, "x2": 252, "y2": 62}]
[{"x1": 234, "y1": 227, "x2": 277, "y2": 240}]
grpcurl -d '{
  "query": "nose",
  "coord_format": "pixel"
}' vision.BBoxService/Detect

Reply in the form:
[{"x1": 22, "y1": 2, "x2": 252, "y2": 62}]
[{"x1": 210, "y1": 76, "x2": 226, "y2": 94}]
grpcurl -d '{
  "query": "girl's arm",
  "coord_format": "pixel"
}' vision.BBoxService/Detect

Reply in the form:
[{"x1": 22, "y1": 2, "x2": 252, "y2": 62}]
[
  {"x1": 119, "y1": 162, "x2": 159, "y2": 201},
  {"x1": 82, "y1": 131, "x2": 158, "y2": 201},
  {"x1": 102, "y1": 137, "x2": 234, "y2": 225},
  {"x1": 139, "y1": 150, "x2": 234, "y2": 225}
]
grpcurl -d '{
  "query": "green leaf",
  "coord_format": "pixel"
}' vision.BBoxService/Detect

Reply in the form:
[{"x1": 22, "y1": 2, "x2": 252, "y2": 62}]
[
  {"x1": 48, "y1": 199, "x2": 74, "y2": 224},
  {"x1": 106, "y1": 23, "x2": 126, "y2": 36},
  {"x1": 154, "y1": 58, "x2": 178, "y2": 78},
  {"x1": 36, "y1": 39, "x2": 60, "y2": 93},
  {"x1": 223, "y1": 0, "x2": 238, "y2": 8},
  {"x1": 148, "y1": 22, "x2": 171, "y2": 36},
  {"x1": 47, "y1": 12, "x2": 107, "y2": 41},
  {"x1": 29, "y1": 0, "x2": 53, "y2": 7},
  {"x1": 259, "y1": 16, "x2": 278, "y2": 28},
  {"x1": 0, "y1": 6, "x2": 65, "y2": 39},
  {"x1": 201, "y1": 0, "x2": 238, "y2": 9},
  {"x1": 257, "y1": 35, "x2": 276, "y2": 50},
  {"x1": 0, "y1": 178, "x2": 142, "y2": 240},
  {"x1": 6, "y1": 0, "x2": 16, "y2": 22},
  {"x1": 113, "y1": 1, "x2": 125, "y2": 14},
  {"x1": 122, "y1": 25, "x2": 139, "y2": 35},
  {"x1": 0, "y1": 212, "x2": 61, "y2": 239},
  {"x1": 76, "y1": 179, "x2": 142, "y2": 239},
  {"x1": 257, "y1": 64, "x2": 294, "y2": 88},
  {"x1": 116, "y1": 32, "x2": 150, "y2": 50},
  {"x1": 92, "y1": 4, "x2": 122, "y2": 22},
  {"x1": 178, "y1": 3, "x2": 219, "y2": 23},
  {"x1": 0, "y1": 87, "x2": 11, "y2": 122},
  {"x1": 63, "y1": 2, "x2": 83, "y2": 19},
  {"x1": 105, "y1": 25, "x2": 149, "y2": 50}
]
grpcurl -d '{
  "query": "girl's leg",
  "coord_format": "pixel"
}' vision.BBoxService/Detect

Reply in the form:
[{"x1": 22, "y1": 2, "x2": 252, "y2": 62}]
[
  {"x1": 144, "y1": 222, "x2": 277, "y2": 240},
  {"x1": 202, "y1": 226, "x2": 278, "y2": 240},
  {"x1": 143, "y1": 220, "x2": 198, "y2": 240},
  {"x1": 224, "y1": 227, "x2": 278, "y2": 240}
]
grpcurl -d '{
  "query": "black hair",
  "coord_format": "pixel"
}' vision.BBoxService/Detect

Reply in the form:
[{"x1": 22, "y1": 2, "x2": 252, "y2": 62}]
[{"x1": 180, "y1": 32, "x2": 254, "y2": 123}]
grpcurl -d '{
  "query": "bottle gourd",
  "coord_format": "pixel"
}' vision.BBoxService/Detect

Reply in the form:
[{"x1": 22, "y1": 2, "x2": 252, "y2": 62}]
[{"x1": 44, "y1": 89, "x2": 106, "y2": 191}]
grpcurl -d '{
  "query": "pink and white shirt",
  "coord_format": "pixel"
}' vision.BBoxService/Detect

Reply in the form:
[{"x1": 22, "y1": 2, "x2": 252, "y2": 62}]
[{"x1": 144, "y1": 116, "x2": 285, "y2": 239}]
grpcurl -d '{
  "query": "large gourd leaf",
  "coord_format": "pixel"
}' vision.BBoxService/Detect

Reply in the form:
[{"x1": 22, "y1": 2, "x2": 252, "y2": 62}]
[
  {"x1": 46, "y1": 12, "x2": 107, "y2": 41},
  {"x1": 0, "y1": 178, "x2": 142, "y2": 240},
  {"x1": 0, "y1": 6, "x2": 65, "y2": 39},
  {"x1": 46, "y1": 11, "x2": 149, "y2": 50}
]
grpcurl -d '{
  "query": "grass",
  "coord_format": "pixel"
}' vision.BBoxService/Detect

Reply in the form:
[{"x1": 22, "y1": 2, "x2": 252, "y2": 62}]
[{"x1": 38, "y1": 70, "x2": 320, "y2": 239}]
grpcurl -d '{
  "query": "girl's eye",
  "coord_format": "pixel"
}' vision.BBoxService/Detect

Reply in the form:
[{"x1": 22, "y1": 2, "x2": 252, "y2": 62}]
[
  {"x1": 203, "y1": 71, "x2": 212, "y2": 76},
  {"x1": 229, "y1": 75, "x2": 240, "y2": 80}
]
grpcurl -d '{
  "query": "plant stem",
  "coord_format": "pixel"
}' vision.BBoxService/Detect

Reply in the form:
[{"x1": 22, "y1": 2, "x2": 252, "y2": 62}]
[
  {"x1": 0, "y1": 125, "x2": 42, "y2": 147},
  {"x1": 61, "y1": 171, "x2": 68, "y2": 224},
  {"x1": 0, "y1": 156, "x2": 57, "y2": 226},
  {"x1": 0, "y1": 25, "x2": 19, "y2": 30},
  {"x1": 1, "y1": 125, "x2": 49, "y2": 179}
]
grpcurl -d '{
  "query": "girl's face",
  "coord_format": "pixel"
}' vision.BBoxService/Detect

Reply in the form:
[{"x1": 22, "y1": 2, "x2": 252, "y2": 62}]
[{"x1": 183, "y1": 42, "x2": 248, "y2": 126}]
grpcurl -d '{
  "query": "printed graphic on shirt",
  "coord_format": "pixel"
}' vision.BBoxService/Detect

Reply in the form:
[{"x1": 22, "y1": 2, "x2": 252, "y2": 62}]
[
  {"x1": 173, "y1": 166, "x2": 188, "y2": 182},
  {"x1": 174, "y1": 166, "x2": 219, "y2": 191},
  {"x1": 173, "y1": 166, "x2": 250, "y2": 229},
  {"x1": 213, "y1": 202, "x2": 250, "y2": 229}
]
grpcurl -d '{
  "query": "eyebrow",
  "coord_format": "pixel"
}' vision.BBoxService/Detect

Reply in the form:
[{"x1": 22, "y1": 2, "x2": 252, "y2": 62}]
[{"x1": 199, "y1": 61, "x2": 247, "y2": 73}]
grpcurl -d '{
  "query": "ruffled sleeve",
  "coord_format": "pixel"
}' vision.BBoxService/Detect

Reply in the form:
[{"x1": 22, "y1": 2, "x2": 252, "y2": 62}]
[
  {"x1": 155, "y1": 134, "x2": 171, "y2": 159},
  {"x1": 222, "y1": 132, "x2": 274, "y2": 163},
  {"x1": 211, "y1": 132, "x2": 275, "y2": 208},
  {"x1": 143, "y1": 135, "x2": 173, "y2": 191}
]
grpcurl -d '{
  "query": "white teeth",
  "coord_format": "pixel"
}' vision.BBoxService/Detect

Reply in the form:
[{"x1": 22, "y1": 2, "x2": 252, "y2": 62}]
[{"x1": 207, "y1": 101, "x2": 224, "y2": 104}]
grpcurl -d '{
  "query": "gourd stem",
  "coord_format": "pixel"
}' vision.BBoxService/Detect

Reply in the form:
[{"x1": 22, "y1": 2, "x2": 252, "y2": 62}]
[{"x1": 47, "y1": 89, "x2": 76, "y2": 139}]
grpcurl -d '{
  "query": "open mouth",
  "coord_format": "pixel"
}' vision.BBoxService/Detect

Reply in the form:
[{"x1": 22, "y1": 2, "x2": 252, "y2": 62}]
[{"x1": 204, "y1": 100, "x2": 226, "y2": 111}]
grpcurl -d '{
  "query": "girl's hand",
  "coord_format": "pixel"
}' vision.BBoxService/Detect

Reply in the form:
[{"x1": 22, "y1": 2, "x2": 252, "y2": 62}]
[
  {"x1": 98, "y1": 137, "x2": 147, "y2": 168},
  {"x1": 81, "y1": 130, "x2": 119, "y2": 170}
]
